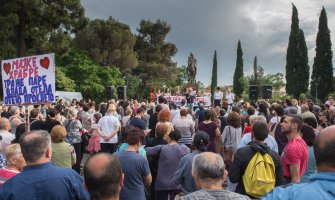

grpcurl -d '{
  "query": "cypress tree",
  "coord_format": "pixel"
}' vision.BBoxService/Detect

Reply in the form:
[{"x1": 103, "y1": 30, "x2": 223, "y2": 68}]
[
  {"x1": 310, "y1": 7, "x2": 333, "y2": 101},
  {"x1": 285, "y1": 4, "x2": 309, "y2": 98},
  {"x1": 210, "y1": 50, "x2": 218, "y2": 97},
  {"x1": 296, "y1": 29, "x2": 309, "y2": 96},
  {"x1": 233, "y1": 40, "x2": 244, "y2": 96}
]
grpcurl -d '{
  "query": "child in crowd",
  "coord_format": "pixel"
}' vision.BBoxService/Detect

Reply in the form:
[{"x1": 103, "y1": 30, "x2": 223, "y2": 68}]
[{"x1": 87, "y1": 113, "x2": 102, "y2": 154}]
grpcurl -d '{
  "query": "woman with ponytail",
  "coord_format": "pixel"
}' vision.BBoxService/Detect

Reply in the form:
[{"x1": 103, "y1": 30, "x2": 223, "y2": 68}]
[{"x1": 172, "y1": 131, "x2": 210, "y2": 195}]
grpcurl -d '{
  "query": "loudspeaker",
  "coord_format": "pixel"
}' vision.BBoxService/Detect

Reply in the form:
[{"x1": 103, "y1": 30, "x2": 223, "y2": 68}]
[
  {"x1": 262, "y1": 85, "x2": 272, "y2": 99},
  {"x1": 106, "y1": 86, "x2": 114, "y2": 100},
  {"x1": 117, "y1": 86, "x2": 127, "y2": 100},
  {"x1": 249, "y1": 85, "x2": 258, "y2": 100}
]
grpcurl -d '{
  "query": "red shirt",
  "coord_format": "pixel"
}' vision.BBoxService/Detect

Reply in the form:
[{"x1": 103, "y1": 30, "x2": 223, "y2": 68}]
[
  {"x1": 281, "y1": 135, "x2": 308, "y2": 178},
  {"x1": 0, "y1": 168, "x2": 19, "y2": 187},
  {"x1": 243, "y1": 125, "x2": 252, "y2": 134},
  {"x1": 150, "y1": 92, "x2": 156, "y2": 102}
]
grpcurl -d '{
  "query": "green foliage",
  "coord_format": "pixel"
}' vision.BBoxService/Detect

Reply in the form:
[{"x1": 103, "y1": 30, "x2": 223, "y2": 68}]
[
  {"x1": 134, "y1": 19, "x2": 178, "y2": 100},
  {"x1": 211, "y1": 50, "x2": 218, "y2": 97},
  {"x1": 55, "y1": 67, "x2": 76, "y2": 91},
  {"x1": 58, "y1": 49, "x2": 123, "y2": 102},
  {"x1": 310, "y1": 7, "x2": 333, "y2": 101},
  {"x1": 233, "y1": 40, "x2": 244, "y2": 96},
  {"x1": 124, "y1": 73, "x2": 141, "y2": 100},
  {"x1": 74, "y1": 17, "x2": 138, "y2": 73},
  {"x1": 285, "y1": 4, "x2": 309, "y2": 98},
  {"x1": 0, "y1": 0, "x2": 87, "y2": 58}
]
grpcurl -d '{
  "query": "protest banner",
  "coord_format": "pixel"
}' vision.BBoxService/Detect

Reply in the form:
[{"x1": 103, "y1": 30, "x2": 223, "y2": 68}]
[
  {"x1": 1, "y1": 53, "x2": 55, "y2": 105},
  {"x1": 164, "y1": 96, "x2": 205, "y2": 105}
]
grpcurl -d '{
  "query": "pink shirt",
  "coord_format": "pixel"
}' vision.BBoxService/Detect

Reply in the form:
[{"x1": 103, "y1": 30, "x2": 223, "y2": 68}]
[
  {"x1": 281, "y1": 135, "x2": 308, "y2": 178},
  {"x1": 0, "y1": 168, "x2": 19, "y2": 187}
]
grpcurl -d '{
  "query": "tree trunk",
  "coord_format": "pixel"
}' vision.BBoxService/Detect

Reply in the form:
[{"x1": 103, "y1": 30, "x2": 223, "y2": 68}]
[{"x1": 139, "y1": 81, "x2": 147, "y2": 101}]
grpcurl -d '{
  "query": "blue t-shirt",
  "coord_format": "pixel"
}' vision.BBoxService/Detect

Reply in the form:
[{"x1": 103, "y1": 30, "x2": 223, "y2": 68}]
[
  {"x1": 129, "y1": 117, "x2": 146, "y2": 130},
  {"x1": 114, "y1": 151, "x2": 150, "y2": 200}
]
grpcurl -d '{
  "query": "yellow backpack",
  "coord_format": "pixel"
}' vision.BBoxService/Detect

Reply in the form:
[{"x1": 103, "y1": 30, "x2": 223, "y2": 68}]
[{"x1": 242, "y1": 151, "x2": 276, "y2": 198}]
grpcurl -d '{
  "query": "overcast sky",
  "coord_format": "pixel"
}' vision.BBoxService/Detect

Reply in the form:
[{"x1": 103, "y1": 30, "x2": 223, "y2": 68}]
[{"x1": 81, "y1": 0, "x2": 335, "y2": 86}]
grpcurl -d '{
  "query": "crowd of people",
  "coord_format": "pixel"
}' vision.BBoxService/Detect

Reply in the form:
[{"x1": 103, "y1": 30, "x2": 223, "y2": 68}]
[{"x1": 0, "y1": 89, "x2": 335, "y2": 200}]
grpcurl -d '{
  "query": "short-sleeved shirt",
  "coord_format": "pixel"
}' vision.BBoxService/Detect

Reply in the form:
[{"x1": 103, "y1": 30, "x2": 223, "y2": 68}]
[
  {"x1": 64, "y1": 119, "x2": 82, "y2": 144},
  {"x1": 129, "y1": 117, "x2": 146, "y2": 130},
  {"x1": 0, "y1": 131, "x2": 15, "y2": 154},
  {"x1": 114, "y1": 151, "x2": 150, "y2": 200},
  {"x1": 98, "y1": 115, "x2": 120, "y2": 144},
  {"x1": 281, "y1": 135, "x2": 308, "y2": 178},
  {"x1": 145, "y1": 144, "x2": 190, "y2": 190}
]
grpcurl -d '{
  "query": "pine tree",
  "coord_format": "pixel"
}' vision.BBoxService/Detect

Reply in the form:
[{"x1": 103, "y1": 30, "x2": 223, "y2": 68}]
[
  {"x1": 310, "y1": 7, "x2": 333, "y2": 101},
  {"x1": 210, "y1": 50, "x2": 218, "y2": 97},
  {"x1": 233, "y1": 40, "x2": 244, "y2": 96}
]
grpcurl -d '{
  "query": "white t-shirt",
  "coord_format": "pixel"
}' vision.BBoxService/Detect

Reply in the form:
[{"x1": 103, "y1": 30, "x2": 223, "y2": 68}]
[
  {"x1": 98, "y1": 114, "x2": 120, "y2": 143},
  {"x1": 204, "y1": 92, "x2": 211, "y2": 106},
  {"x1": 0, "y1": 131, "x2": 15, "y2": 154},
  {"x1": 226, "y1": 93, "x2": 234, "y2": 104},
  {"x1": 270, "y1": 116, "x2": 281, "y2": 124},
  {"x1": 214, "y1": 91, "x2": 223, "y2": 100}
]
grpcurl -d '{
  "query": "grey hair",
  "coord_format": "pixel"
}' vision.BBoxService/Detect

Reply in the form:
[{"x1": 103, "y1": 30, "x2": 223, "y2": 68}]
[
  {"x1": 288, "y1": 107, "x2": 298, "y2": 114},
  {"x1": 8, "y1": 106, "x2": 19, "y2": 115},
  {"x1": 249, "y1": 115, "x2": 257, "y2": 125},
  {"x1": 192, "y1": 152, "x2": 225, "y2": 180},
  {"x1": 254, "y1": 115, "x2": 267, "y2": 123}
]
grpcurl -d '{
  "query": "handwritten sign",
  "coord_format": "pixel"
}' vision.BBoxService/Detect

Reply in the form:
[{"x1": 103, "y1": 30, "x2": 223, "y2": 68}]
[{"x1": 1, "y1": 53, "x2": 55, "y2": 105}]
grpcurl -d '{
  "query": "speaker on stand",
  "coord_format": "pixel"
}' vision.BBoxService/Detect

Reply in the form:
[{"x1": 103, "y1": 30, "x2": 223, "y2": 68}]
[
  {"x1": 249, "y1": 85, "x2": 259, "y2": 102},
  {"x1": 106, "y1": 86, "x2": 115, "y2": 100},
  {"x1": 117, "y1": 86, "x2": 127, "y2": 100},
  {"x1": 262, "y1": 85, "x2": 272, "y2": 99}
]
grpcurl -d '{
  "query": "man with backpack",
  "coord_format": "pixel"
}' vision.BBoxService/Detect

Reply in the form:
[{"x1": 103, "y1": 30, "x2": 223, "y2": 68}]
[{"x1": 229, "y1": 121, "x2": 283, "y2": 199}]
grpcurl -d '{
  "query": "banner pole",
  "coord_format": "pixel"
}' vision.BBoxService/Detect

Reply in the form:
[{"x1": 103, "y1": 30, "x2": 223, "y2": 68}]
[{"x1": 25, "y1": 104, "x2": 30, "y2": 132}]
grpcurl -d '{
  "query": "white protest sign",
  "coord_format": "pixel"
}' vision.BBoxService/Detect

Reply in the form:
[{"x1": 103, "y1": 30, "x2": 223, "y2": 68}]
[{"x1": 1, "y1": 53, "x2": 55, "y2": 105}]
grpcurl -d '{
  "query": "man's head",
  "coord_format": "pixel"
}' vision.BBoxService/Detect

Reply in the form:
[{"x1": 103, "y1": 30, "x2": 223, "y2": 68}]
[
  {"x1": 314, "y1": 126, "x2": 335, "y2": 172},
  {"x1": 30, "y1": 108, "x2": 40, "y2": 119},
  {"x1": 5, "y1": 143, "x2": 26, "y2": 171},
  {"x1": 125, "y1": 128, "x2": 145, "y2": 147},
  {"x1": 192, "y1": 152, "x2": 226, "y2": 189},
  {"x1": 20, "y1": 130, "x2": 52, "y2": 165},
  {"x1": 8, "y1": 106, "x2": 20, "y2": 116},
  {"x1": 136, "y1": 107, "x2": 145, "y2": 117},
  {"x1": 281, "y1": 114, "x2": 303, "y2": 135},
  {"x1": 0, "y1": 117, "x2": 11, "y2": 131},
  {"x1": 301, "y1": 104, "x2": 309, "y2": 113},
  {"x1": 84, "y1": 153, "x2": 123, "y2": 200},
  {"x1": 251, "y1": 121, "x2": 269, "y2": 142}
]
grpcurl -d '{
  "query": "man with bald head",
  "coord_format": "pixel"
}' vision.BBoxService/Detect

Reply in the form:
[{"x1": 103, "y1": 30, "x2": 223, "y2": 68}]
[
  {"x1": 84, "y1": 153, "x2": 123, "y2": 200},
  {"x1": 181, "y1": 152, "x2": 250, "y2": 200},
  {"x1": 0, "y1": 117, "x2": 14, "y2": 154},
  {"x1": 263, "y1": 125, "x2": 335, "y2": 199},
  {"x1": 0, "y1": 130, "x2": 89, "y2": 199}
]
